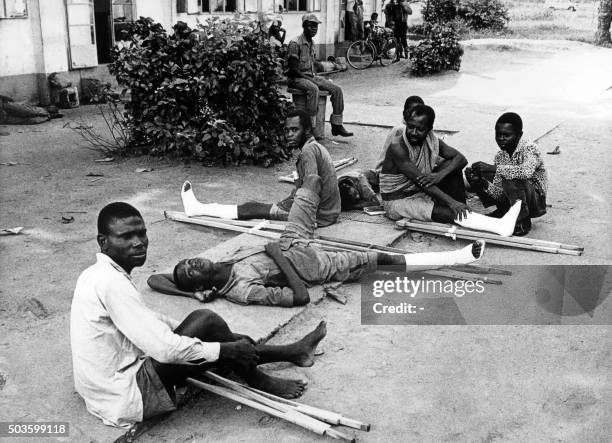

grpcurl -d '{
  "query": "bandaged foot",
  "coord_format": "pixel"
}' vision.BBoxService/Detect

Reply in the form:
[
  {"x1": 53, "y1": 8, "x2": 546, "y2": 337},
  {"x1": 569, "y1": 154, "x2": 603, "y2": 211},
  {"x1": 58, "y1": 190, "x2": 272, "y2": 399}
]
[
  {"x1": 455, "y1": 200, "x2": 522, "y2": 237},
  {"x1": 403, "y1": 240, "x2": 486, "y2": 271},
  {"x1": 181, "y1": 181, "x2": 238, "y2": 219}
]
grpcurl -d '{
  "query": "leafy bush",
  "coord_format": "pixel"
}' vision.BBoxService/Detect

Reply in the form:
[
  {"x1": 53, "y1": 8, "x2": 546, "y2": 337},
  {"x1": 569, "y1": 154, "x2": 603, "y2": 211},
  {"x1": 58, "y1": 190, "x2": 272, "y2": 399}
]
[
  {"x1": 459, "y1": 0, "x2": 510, "y2": 30},
  {"x1": 109, "y1": 17, "x2": 291, "y2": 166},
  {"x1": 422, "y1": 0, "x2": 459, "y2": 25},
  {"x1": 409, "y1": 24, "x2": 463, "y2": 76}
]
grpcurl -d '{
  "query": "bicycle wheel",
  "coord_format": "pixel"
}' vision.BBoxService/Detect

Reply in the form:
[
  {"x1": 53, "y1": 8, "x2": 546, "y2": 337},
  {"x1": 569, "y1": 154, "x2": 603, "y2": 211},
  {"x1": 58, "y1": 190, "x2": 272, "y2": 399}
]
[
  {"x1": 346, "y1": 40, "x2": 376, "y2": 70},
  {"x1": 379, "y1": 37, "x2": 398, "y2": 66}
]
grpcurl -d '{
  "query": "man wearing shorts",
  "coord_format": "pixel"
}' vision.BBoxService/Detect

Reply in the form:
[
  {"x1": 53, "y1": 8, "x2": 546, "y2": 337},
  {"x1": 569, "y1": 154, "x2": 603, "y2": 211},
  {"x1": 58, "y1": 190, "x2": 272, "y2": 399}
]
[
  {"x1": 380, "y1": 104, "x2": 523, "y2": 237},
  {"x1": 71, "y1": 202, "x2": 327, "y2": 427}
]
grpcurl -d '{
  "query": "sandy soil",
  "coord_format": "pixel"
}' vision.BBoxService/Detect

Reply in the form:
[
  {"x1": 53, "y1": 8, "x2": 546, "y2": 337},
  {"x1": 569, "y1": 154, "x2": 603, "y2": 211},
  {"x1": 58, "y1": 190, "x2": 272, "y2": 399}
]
[{"x1": 0, "y1": 40, "x2": 611, "y2": 442}]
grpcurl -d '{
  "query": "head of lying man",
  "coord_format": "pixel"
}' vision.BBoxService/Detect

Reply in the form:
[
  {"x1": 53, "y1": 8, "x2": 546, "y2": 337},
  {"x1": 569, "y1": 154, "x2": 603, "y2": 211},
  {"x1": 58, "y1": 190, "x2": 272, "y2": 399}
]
[
  {"x1": 338, "y1": 178, "x2": 362, "y2": 210},
  {"x1": 173, "y1": 258, "x2": 218, "y2": 302}
]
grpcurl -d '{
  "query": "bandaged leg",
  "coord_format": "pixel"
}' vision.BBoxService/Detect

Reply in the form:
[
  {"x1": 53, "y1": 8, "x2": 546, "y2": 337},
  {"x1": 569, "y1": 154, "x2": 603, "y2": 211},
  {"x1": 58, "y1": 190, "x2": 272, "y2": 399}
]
[
  {"x1": 403, "y1": 240, "x2": 485, "y2": 271},
  {"x1": 455, "y1": 200, "x2": 521, "y2": 237},
  {"x1": 181, "y1": 181, "x2": 238, "y2": 219}
]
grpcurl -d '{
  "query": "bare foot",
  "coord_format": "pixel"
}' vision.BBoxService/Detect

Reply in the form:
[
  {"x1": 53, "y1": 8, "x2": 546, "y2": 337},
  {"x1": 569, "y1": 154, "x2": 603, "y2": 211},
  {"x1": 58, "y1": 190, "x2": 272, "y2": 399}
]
[
  {"x1": 291, "y1": 320, "x2": 327, "y2": 367},
  {"x1": 245, "y1": 368, "x2": 307, "y2": 399}
]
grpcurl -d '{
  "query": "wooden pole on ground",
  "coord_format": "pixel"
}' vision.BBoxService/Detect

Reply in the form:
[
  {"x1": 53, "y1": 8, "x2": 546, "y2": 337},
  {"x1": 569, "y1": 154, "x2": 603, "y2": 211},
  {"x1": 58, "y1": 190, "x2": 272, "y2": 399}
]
[
  {"x1": 395, "y1": 219, "x2": 582, "y2": 256},
  {"x1": 404, "y1": 218, "x2": 583, "y2": 251},
  {"x1": 185, "y1": 378, "x2": 356, "y2": 442},
  {"x1": 204, "y1": 371, "x2": 371, "y2": 431}
]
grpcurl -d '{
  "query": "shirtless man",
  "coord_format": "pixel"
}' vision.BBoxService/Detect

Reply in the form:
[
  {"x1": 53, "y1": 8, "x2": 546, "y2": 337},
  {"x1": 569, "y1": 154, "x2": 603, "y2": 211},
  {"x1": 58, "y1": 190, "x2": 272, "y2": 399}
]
[
  {"x1": 71, "y1": 202, "x2": 327, "y2": 428},
  {"x1": 181, "y1": 110, "x2": 341, "y2": 227},
  {"x1": 149, "y1": 173, "x2": 486, "y2": 306},
  {"x1": 380, "y1": 104, "x2": 522, "y2": 236}
]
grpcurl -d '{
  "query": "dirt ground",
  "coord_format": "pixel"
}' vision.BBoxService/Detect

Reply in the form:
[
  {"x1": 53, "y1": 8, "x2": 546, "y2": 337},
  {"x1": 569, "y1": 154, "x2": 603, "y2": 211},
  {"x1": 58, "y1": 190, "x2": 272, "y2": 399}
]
[{"x1": 1, "y1": 40, "x2": 611, "y2": 442}]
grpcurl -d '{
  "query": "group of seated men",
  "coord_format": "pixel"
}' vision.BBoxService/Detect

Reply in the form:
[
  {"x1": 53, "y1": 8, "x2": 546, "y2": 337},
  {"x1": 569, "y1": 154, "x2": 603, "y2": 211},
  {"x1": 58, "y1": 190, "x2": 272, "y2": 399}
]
[{"x1": 70, "y1": 94, "x2": 547, "y2": 428}]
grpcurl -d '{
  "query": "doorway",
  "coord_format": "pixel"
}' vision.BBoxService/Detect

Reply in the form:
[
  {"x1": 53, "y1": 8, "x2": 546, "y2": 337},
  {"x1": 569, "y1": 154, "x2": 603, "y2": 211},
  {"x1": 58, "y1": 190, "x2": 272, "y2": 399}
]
[{"x1": 94, "y1": 0, "x2": 112, "y2": 63}]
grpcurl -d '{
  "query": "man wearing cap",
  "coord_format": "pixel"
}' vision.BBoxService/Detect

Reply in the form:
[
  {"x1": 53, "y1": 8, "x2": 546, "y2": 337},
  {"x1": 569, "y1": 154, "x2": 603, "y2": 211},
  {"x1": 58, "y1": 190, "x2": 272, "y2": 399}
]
[{"x1": 286, "y1": 14, "x2": 353, "y2": 138}]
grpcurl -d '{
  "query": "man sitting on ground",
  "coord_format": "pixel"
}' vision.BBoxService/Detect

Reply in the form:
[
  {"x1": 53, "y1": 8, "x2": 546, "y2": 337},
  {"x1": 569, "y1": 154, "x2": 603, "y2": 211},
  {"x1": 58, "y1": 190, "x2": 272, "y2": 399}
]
[
  {"x1": 71, "y1": 202, "x2": 327, "y2": 428},
  {"x1": 380, "y1": 104, "x2": 522, "y2": 236},
  {"x1": 465, "y1": 112, "x2": 547, "y2": 236},
  {"x1": 181, "y1": 110, "x2": 340, "y2": 227},
  {"x1": 149, "y1": 173, "x2": 486, "y2": 306},
  {"x1": 286, "y1": 14, "x2": 353, "y2": 137}
]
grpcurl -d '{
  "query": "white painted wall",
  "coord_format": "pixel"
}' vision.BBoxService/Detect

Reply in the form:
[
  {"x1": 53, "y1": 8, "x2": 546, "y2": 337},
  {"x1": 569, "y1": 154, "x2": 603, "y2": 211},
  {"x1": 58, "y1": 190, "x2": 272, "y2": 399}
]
[
  {"x1": 0, "y1": 0, "x2": 43, "y2": 76},
  {"x1": 136, "y1": 0, "x2": 172, "y2": 30}
]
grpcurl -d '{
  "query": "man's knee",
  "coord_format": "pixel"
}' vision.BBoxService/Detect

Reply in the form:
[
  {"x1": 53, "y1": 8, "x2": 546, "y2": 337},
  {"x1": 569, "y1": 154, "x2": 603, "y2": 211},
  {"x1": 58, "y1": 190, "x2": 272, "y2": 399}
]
[
  {"x1": 326, "y1": 83, "x2": 343, "y2": 98},
  {"x1": 182, "y1": 309, "x2": 225, "y2": 332},
  {"x1": 501, "y1": 178, "x2": 527, "y2": 193}
]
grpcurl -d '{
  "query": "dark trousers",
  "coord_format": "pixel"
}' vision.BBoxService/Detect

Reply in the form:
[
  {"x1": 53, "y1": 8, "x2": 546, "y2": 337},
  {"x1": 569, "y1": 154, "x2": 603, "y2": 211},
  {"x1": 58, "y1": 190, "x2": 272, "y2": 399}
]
[
  {"x1": 287, "y1": 76, "x2": 344, "y2": 120},
  {"x1": 474, "y1": 178, "x2": 546, "y2": 221},
  {"x1": 437, "y1": 167, "x2": 467, "y2": 204},
  {"x1": 394, "y1": 22, "x2": 408, "y2": 56}
]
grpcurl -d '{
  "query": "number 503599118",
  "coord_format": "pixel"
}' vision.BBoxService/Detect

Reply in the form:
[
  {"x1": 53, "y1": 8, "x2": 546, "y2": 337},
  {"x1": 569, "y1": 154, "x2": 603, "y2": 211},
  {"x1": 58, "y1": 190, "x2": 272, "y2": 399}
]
[{"x1": 0, "y1": 422, "x2": 69, "y2": 437}]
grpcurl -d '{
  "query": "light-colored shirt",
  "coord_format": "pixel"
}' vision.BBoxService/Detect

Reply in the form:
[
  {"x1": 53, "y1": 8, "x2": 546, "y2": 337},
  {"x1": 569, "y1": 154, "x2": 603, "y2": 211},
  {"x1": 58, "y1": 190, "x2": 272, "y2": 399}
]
[
  {"x1": 70, "y1": 253, "x2": 220, "y2": 427},
  {"x1": 486, "y1": 138, "x2": 548, "y2": 199},
  {"x1": 215, "y1": 246, "x2": 295, "y2": 306},
  {"x1": 287, "y1": 33, "x2": 317, "y2": 77}
]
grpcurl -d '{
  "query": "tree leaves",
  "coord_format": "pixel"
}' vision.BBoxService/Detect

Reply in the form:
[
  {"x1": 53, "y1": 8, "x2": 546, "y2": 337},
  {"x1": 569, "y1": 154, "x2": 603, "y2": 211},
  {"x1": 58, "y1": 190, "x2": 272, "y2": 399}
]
[{"x1": 108, "y1": 17, "x2": 291, "y2": 165}]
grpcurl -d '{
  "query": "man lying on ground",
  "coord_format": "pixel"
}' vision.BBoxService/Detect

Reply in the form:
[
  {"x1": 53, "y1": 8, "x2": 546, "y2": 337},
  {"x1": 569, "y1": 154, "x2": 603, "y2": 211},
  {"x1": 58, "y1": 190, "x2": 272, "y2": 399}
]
[
  {"x1": 148, "y1": 173, "x2": 486, "y2": 306},
  {"x1": 71, "y1": 202, "x2": 327, "y2": 428},
  {"x1": 380, "y1": 104, "x2": 522, "y2": 236},
  {"x1": 465, "y1": 112, "x2": 547, "y2": 236},
  {"x1": 338, "y1": 169, "x2": 381, "y2": 210},
  {"x1": 182, "y1": 110, "x2": 341, "y2": 227}
]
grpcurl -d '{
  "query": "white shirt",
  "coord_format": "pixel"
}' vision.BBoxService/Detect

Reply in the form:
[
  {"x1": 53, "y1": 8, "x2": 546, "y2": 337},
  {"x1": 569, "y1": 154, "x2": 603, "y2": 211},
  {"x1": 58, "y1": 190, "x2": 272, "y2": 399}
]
[{"x1": 70, "y1": 253, "x2": 220, "y2": 427}]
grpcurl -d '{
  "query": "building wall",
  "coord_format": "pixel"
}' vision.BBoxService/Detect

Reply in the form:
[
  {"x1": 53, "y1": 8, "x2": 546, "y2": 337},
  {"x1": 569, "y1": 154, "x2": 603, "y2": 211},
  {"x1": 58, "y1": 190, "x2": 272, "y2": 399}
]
[
  {"x1": 0, "y1": 0, "x2": 44, "y2": 100},
  {"x1": 0, "y1": 0, "x2": 369, "y2": 102}
]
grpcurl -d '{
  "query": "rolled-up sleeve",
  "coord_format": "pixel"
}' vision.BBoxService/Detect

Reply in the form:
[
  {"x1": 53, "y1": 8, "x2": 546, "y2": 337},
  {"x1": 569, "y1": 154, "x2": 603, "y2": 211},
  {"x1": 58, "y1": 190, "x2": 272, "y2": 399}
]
[
  {"x1": 100, "y1": 278, "x2": 220, "y2": 364},
  {"x1": 246, "y1": 284, "x2": 295, "y2": 307}
]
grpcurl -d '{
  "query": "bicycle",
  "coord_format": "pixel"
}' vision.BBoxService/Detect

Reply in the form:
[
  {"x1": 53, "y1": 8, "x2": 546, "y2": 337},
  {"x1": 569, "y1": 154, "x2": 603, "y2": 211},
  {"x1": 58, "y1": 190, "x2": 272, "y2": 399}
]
[{"x1": 346, "y1": 27, "x2": 399, "y2": 70}]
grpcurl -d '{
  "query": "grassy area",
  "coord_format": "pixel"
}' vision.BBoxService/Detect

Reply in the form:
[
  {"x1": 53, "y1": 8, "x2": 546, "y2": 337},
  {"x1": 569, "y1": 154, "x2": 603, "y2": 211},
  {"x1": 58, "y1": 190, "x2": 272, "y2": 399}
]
[{"x1": 463, "y1": 0, "x2": 600, "y2": 42}]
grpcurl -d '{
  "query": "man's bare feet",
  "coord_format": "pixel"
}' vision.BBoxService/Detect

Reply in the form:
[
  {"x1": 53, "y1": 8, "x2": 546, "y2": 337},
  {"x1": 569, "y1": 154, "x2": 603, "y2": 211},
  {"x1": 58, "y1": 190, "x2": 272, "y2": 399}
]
[
  {"x1": 291, "y1": 320, "x2": 327, "y2": 367},
  {"x1": 245, "y1": 368, "x2": 307, "y2": 399}
]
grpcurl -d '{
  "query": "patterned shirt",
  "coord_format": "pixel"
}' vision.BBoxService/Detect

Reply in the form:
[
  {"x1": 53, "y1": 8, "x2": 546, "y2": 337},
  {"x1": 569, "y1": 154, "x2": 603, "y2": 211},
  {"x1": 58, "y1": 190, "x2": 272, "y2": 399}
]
[
  {"x1": 486, "y1": 139, "x2": 548, "y2": 199},
  {"x1": 287, "y1": 33, "x2": 316, "y2": 77}
]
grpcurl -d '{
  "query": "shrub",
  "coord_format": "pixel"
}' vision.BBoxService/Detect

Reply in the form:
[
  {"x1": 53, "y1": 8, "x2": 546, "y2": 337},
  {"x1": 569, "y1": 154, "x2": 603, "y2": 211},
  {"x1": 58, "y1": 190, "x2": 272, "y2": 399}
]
[
  {"x1": 459, "y1": 0, "x2": 510, "y2": 30},
  {"x1": 422, "y1": 0, "x2": 459, "y2": 25},
  {"x1": 109, "y1": 17, "x2": 291, "y2": 166},
  {"x1": 409, "y1": 24, "x2": 463, "y2": 76}
]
